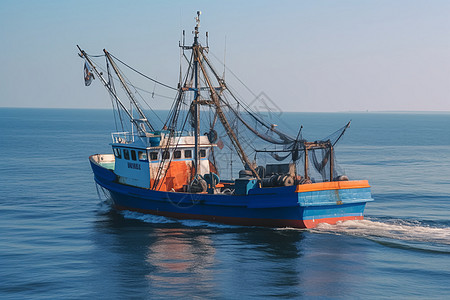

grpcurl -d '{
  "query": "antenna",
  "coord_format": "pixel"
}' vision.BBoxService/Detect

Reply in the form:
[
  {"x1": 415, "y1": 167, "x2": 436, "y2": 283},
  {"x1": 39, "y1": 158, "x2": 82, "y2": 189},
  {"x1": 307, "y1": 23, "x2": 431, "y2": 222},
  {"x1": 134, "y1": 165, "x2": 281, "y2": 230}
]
[
  {"x1": 194, "y1": 10, "x2": 201, "y2": 37},
  {"x1": 182, "y1": 30, "x2": 185, "y2": 46},
  {"x1": 223, "y1": 35, "x2": 227, "y2": 80},
  {"x1": 178, "y1": 42, "x2": 182, "y2": 89},
  {"x1": 196, "y1": 10, "x2": 201, "y2": 25}
]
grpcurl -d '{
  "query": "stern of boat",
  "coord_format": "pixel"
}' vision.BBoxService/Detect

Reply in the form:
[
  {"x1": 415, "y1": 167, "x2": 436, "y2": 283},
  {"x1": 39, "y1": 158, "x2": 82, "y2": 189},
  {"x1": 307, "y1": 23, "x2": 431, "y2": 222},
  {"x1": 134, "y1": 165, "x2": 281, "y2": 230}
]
[{"x1": 296, "y1": 180, "x2": 373, "y2": 228}]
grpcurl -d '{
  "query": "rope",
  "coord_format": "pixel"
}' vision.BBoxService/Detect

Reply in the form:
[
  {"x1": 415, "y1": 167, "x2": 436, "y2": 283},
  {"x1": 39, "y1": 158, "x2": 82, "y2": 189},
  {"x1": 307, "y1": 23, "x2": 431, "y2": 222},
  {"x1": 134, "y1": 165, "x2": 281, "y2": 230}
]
[{"x1": 110, "y1": 53, "x2": 178, "y2": 91}]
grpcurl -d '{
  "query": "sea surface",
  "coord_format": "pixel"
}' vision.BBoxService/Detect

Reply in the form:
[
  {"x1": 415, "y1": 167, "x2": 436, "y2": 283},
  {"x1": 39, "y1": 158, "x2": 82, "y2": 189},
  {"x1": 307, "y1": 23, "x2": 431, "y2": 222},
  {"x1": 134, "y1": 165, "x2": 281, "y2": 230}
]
[{"x1": 1, "y1": 108, "x2": 449, "y2": 299}]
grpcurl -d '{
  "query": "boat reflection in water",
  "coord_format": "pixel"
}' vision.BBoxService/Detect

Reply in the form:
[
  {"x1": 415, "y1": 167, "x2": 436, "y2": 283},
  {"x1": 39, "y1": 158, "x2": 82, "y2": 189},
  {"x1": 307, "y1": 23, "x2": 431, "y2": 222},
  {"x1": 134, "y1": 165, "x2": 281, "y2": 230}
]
[
  {"x1": 93, "y1": 210, "x2": 368, "y2": 298},
  {"x1": 145, "y1": 227, "x2": 216, "y2": 294}
]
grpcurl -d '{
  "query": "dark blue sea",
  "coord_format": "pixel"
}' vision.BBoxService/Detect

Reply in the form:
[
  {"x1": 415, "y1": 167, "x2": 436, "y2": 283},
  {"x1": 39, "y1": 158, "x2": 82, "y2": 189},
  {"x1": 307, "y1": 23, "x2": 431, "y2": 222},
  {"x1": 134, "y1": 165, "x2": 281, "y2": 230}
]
[{"x1": 1, "y1": 108, "x2": 449, "y2": 299}]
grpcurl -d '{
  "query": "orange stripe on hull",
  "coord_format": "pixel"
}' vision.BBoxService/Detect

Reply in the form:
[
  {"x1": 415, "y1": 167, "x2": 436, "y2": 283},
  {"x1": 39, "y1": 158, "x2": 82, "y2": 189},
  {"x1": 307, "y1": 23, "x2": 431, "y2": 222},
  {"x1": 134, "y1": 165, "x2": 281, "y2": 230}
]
[
  {"x1": 303, "y1": 215, "x2": 364, "y2": 228},
  {"x1": 295, "y1": 180, "x2": 370, "y2": 193}
]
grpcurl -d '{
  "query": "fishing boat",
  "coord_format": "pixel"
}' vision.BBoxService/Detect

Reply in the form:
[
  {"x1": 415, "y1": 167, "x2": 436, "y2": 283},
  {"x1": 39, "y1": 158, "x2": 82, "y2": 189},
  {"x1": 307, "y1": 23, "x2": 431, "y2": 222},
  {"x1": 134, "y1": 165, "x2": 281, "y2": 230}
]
[{"x1": 78, "y1": 12, "x2": 373, "y2": 228}]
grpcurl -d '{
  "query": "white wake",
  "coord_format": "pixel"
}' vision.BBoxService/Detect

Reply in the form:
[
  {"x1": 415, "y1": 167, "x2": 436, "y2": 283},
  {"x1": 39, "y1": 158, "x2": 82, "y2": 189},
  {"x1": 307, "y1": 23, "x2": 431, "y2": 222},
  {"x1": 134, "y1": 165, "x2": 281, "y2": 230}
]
[
  {"x1": 313, "y1": 219, "x2": 450, "y2": 245},
  {"x1": 120, "y1": 210, "x2": 238, "y2": 228}
]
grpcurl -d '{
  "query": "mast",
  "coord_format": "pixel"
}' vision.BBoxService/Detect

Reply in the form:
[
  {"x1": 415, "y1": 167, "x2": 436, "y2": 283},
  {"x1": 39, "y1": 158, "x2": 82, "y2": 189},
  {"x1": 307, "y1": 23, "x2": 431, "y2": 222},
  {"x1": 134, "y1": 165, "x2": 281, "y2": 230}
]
[
  {"x1": 179, "y1": 12, "x2": 261, "y2": 180},
  {"x1": 177, "y1": 12, "x2": 264, "y2": 179},
  {"x1": 193, "y1": 11, "x2": 201, "y2": 177}
]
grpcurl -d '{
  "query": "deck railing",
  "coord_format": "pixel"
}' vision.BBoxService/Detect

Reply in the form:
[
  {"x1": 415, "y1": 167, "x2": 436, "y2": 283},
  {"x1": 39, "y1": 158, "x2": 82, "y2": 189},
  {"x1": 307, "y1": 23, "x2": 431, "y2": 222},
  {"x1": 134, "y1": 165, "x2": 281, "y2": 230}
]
[{"x1": 111, "y1": 132, "x2": 134, "y2": 144}]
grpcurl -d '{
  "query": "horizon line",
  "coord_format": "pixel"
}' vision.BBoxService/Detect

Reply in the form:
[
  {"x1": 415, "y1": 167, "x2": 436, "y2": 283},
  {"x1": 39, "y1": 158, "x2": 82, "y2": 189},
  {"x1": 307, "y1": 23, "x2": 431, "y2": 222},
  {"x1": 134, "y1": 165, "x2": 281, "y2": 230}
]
[{"x1": 2, "y1": 106, "x2": 450, "y2": 114}]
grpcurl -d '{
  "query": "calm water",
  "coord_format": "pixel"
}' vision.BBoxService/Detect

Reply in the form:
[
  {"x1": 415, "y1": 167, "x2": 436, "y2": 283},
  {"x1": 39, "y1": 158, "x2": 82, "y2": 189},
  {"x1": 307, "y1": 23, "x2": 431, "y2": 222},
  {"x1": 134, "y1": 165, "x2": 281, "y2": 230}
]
[{"x1": 1, "y1": 108, "x2": 449, "y2": 299}]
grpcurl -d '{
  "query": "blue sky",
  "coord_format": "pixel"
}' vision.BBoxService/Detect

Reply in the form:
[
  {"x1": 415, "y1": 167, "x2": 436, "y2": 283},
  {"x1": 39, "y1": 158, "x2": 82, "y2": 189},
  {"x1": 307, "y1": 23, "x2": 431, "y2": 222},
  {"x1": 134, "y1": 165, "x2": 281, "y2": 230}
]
[{"x1": 1, "y1": 0, "x2": 449, "y2": 112}]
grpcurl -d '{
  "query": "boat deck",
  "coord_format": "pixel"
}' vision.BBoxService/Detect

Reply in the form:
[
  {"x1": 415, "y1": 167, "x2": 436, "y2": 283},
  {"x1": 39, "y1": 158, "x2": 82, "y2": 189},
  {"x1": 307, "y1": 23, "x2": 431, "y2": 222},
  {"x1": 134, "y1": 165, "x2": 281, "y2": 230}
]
[{"x1": 91, "y1": 154, "x2": 115, "y2": 170}]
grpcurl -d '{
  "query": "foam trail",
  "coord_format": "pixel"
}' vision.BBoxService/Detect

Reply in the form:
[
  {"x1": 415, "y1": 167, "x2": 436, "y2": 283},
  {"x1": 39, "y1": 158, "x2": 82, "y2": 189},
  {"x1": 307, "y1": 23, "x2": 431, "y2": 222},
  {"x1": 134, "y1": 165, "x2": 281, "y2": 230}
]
[
  {"x1": 121, "y1": 211, "x2": 178, "y2": 224},
  {"x1": 313, "y1": 219, "x2": 450, "y2": 245},
  {"x1": 178, "y1": 219, "x2": 240, "y2": 229},
  {"x1": 120, "y1": 210, "x2": 240, "y2": 228},
  {"x1": 95, "y1": 198, "x2": 116, "y2": 214}
]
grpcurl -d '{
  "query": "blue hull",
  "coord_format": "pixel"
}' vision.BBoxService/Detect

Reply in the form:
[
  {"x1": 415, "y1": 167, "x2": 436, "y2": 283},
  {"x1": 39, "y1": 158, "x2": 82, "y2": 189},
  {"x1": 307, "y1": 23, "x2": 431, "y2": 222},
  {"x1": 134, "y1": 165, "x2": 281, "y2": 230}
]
[{"x1": 90, "y1": 158, "x2": 373, "y2": 228}]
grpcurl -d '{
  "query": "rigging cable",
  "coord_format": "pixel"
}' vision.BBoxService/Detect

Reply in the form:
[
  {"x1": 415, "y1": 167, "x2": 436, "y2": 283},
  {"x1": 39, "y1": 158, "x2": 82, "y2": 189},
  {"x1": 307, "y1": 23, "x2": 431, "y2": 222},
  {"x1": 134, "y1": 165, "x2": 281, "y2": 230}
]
[
  {"x1": 209, "y1": 51, "x2": 296, "y2": 133},
  {"x1": 109, "y1": 53, "x2": 178, "y2": 91},
  {"x1": 106, "y1": 58, "x2": 122, "y2": 132},
  {"x1": 89, "y1": 52, "x2": 173, "y2": 129}
]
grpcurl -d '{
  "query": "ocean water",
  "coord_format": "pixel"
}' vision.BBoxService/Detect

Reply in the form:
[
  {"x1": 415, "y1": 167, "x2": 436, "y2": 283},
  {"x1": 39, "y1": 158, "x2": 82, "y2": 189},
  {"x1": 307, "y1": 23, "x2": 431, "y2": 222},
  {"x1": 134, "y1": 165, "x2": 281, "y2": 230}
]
[{"x1": 0, "y1": 108, "x2": 449, "y2": 299}]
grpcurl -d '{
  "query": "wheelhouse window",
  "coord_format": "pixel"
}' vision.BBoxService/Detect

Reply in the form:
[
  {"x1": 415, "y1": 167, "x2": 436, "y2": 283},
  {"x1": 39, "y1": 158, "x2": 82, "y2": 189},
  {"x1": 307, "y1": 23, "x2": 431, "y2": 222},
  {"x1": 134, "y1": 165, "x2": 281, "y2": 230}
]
[
  {"x1": 150, "y1": 152, "x2": 158, "y2": 161},
  {"x1": 184, "y1": 149, "x2": 192, "y2": 159},
  {"x1": 131, "y1": 150, "x2": 137, "y2": 161},
  {"x1": 162, "y1": 150, "x2": 170, "y2": 159},
  {"x1": 200, "y1": 149, "x2": 206, "y2": 158},
  {"x1": 174, "y1": 150, "x2": 181, "y2": 159},
  {"x1": 138, "y1": 151, "x2": 148, "y2": 162},
  {"x1": 123, "y1": 149, "x2": 130, "y2": 160},
  {"x1": 113, "y1": 148, "x2": 122, "y2": 159}
]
